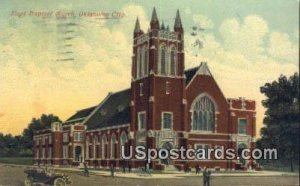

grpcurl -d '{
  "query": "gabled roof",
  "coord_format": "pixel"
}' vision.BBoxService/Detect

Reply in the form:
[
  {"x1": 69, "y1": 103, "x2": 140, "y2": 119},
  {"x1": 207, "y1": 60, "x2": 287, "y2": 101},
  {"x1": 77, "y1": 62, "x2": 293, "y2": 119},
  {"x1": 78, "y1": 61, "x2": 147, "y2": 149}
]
[
  {"x1": 197, "y1": 62, "x2": 212, "y2": 76},
  {"x1": 84, "y1": 89, "x2": 131, "y2": 130},
  {"x1": 64, "y1": 106, "x2": 97, "y2": 124},
  {"x1": 184, "y1": 66, "x2": 199, "y2": 84}
]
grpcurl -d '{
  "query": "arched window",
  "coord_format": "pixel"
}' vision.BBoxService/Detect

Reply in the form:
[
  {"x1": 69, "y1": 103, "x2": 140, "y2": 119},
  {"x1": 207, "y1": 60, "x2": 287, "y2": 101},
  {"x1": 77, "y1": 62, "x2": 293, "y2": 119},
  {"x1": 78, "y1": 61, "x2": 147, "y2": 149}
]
[
  {"x1": 191, "y1": 96, "x2": 215, "y2": 131},
  {"x1": 136, "y1": 47, "x2": 142, "y2": 78},
  {"x1": 170, "y1": 46, "x2": 177, "y2": 76},
  {"x1": 110, "y1": 134, "x2": 116, "y2": 159},
  {"x1": 143, "y1": 46, "x2": 148, "y2": 76},
  {"x1": 101, "y1": 135, "x2": 107, "y2": 159},
  {"x1": 120, "y1": 132, "x2": 128, "y2": 159},
  {"x1": 93, "y1": 135, "x2": 98, "y2": 159},
  {"x1": 85, "y1": 136, "x2": 90, "y2": 159},
  {"x1": 158, "y1": 44, "x2": 167, "y2": 75}
]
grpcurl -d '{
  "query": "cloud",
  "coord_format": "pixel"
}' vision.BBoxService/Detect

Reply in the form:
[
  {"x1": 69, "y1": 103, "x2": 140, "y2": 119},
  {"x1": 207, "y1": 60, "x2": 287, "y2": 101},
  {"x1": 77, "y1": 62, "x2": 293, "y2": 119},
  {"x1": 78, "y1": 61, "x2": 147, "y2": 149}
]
[
  {"x1": 268, "y1": 31, "x2": 299, "y2": 63},
  {"x1": 219, "y1": 15, "x2": 269, "y2": 59},
  {"x1": 192, "y1": 14, "x2": 214, "y2": 29}
]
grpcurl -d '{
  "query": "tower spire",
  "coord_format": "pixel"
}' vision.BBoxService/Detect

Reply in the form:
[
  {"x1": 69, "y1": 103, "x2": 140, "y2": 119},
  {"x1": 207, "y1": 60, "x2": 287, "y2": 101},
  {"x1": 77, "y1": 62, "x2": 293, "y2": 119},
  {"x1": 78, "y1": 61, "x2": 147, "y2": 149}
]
[
  {"x1": 150, "y1": 7, "x2": 159, "y2": 29},
  {"x1": 151, "y1": 7, "x2": 158, "y2": 22},
  {"x1": 134, "y1": 17, "x2": 141, "y2": 33},
  {"x1": 174, "y1": 9, "x2": 183, "y2": 33}
]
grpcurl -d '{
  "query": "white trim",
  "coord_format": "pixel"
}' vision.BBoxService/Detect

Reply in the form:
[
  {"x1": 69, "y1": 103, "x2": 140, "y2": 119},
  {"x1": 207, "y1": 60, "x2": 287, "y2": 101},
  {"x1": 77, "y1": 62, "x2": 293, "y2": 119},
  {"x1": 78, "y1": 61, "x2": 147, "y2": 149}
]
[
  {"x1": 230, "y1": 108, "x2": 256, "y2": 112},
  {"x1": 189, "y1": 138, "x2": 231, "y2": 142},
  {"x1": 87, "y1": 124, "x2": 130, "y2": 132}
]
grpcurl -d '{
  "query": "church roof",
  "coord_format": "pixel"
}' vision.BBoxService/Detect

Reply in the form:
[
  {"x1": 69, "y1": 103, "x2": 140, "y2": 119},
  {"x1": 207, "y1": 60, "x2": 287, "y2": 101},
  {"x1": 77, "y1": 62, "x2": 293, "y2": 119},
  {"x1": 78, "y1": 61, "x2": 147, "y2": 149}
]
[
  {"x1": 63, "y1": 66, "x2": 200, "y2": 129},
  {"x1": 64, "y1": 106, "x2": 97, "y2": 124},
  {"x1": 185, "y1": 66, "x2": 199, "y2": 84},
  {"x1": 84, "y1": 89, "x2": 130, "y2": 130}
]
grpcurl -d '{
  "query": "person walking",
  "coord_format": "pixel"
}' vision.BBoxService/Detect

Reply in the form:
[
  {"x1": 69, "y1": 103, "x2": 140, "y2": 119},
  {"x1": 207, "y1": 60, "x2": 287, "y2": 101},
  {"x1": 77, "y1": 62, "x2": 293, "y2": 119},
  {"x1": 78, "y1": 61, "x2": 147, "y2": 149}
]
[
  {"x1": 195, "y1": 164, "x2": 200, "y2": 175},
  {"x1": 83, "y1": 161, "x2": 89, "y2": 177},
  {"x1": 202, "y1": 167, "x2": 211, "y2": 186},
  {"x1": 110, "y1": 163, "x2": 115, "y2": 177},
  {"x1": 128, "y1": 163, "x2": 132, "y2": 173}
]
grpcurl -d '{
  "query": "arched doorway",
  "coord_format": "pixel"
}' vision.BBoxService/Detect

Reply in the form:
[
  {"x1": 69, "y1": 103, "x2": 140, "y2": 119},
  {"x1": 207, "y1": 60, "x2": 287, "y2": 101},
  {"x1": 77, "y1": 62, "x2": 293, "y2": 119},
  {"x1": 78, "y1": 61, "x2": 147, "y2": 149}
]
[
  {"x1": 160, "y1": 142, "x2": 173, "y2": 165},
  {"x1": 75, "y1": 146, "x2": 83, "y2": 162},
  {"x1": 237, "y1": 143, "x2": 247, "y2": 165}
]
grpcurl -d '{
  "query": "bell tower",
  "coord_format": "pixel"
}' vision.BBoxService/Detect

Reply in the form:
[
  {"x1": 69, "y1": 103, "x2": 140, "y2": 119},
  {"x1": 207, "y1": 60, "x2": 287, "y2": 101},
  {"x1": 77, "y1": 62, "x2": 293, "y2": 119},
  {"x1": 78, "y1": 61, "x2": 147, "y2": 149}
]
[{"x1": 130, "y1": 8, "x2": 187, "y2": 166}]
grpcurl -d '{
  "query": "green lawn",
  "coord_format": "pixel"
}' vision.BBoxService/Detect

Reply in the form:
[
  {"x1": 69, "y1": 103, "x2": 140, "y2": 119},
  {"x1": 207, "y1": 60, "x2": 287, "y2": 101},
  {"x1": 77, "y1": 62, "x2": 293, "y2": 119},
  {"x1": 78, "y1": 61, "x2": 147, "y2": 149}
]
[{"x1": 0, "y1": 157, "x2": 33, "y2": 165}]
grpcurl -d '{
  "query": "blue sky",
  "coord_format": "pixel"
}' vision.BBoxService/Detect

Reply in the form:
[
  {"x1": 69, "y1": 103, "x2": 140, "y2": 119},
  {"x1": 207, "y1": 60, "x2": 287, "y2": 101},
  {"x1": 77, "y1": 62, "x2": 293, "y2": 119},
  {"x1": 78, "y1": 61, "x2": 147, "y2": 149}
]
[{"x1": 0, "y1": 0, "x2": 299, "y2": 135}]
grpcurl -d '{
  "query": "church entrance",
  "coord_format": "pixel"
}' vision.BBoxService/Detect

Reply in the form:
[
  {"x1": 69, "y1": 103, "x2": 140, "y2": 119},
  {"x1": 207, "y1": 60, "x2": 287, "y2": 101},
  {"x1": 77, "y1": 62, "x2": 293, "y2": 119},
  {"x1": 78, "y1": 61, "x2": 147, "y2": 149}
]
[
  {"x1": 160, "y1": 142, "x2": 173, "y2": 165},
  {"x1": 237, "y1": 143, "x2": 247, "y2": 165},
  {"x1": 75, "y1": 146, "x2": 83, "y2": 162}
]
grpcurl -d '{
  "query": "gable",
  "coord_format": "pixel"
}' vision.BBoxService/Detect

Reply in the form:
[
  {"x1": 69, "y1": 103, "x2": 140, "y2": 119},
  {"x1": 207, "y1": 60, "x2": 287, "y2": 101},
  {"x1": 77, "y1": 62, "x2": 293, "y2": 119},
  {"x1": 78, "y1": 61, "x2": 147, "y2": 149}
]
[{"x1": 83, "y1": 89, "x2": 131, "y2": 130}]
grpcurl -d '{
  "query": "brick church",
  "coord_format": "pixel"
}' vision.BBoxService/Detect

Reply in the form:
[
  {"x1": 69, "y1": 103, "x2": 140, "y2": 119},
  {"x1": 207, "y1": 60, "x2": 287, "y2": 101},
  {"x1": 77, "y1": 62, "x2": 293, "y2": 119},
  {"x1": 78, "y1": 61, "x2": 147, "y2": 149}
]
[{"x1": 33, "y1": 8, "x2": 256, "y2": 170}]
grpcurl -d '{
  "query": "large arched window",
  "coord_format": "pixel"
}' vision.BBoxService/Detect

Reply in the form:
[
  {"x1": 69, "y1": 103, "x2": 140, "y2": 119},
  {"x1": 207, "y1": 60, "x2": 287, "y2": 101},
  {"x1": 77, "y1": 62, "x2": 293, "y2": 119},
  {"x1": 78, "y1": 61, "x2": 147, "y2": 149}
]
[
  {"x1": 158, "y1": 44, "x2": 167, "y2": 75},
  {"x1": 93, "y1": 135, "x2": 98, "y2": 159},
  {"x1": 85, "y1": 136, "x2": 90, "y2": 159},
  {"x1": 170, "y1": 46, "x2": 177, "y2": 76},
  {"x1": 191, "y1": 95, "x2": 215, "y2": 131},
  {"x1": 101, "y1": 134, "x2": 107, "y2": 159},
  {"x1": 136, "y1": 47, "x2": 142, "y2": 78},
  {"x1": 143, "y1": 46, "x2": 148, "y2": 76},
  {"x1": 110, "y1": 134, "x2": 116, "y2": 159},
  {"x1": 120, "y1": 132, "x2": 128, "y2": 159}
]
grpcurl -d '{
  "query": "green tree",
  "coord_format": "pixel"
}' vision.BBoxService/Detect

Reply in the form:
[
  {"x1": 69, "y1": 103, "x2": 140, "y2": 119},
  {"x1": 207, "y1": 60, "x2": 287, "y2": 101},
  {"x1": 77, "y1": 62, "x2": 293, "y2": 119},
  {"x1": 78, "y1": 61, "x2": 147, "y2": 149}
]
[
  {"x1": 22, "y1": 114, "x2": 61, "y2": 150},
  {"x1": 258, "y1": 73, "x2": 299, "y2": 172}
]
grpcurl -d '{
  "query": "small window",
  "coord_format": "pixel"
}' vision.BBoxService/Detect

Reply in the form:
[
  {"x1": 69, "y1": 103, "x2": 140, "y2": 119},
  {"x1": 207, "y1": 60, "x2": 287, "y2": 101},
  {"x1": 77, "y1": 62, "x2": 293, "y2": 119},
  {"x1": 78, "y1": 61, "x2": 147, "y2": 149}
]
[
  {"x1": 139, "y1": 83, "x2": 143, "y2": 96},
  {"x1": 63, "y1": 145, "x2": 69, "y2": 159},
  {"x1": 118, "y1": 105, "x2": 125, "y2": 112},
  {"x1": 42, "y1": 137, "x2": 45, "y2": 145},
  {"x1": 100, "y1": 109, "x2": 107, "y2": 116},
  {"x1": 48, "y1": 135, "x2": 52, "y2": 144},
  {"x1": 42, "y1": 148, "x2": 45, "y2": 158},
  {"x1": 166, "y1": 81, "x2": 170, "y2": 94},
  {"x1": 138, "y1": 112, "x2": 146, "y2": 130},
  {"x1": 63, "y1": 133, "x2": 69, "y2": 143},
  {"x1": 162, "y1": 112, "x2": 173, "y2": 130},
  {"x1": 238, "y1": 119, "x2": 247, "y2": 134},
  {"x1": 48, "y1": 147, "x2": 52, "y2": 158},
  {"x1": 74, "y1": 132, "x2": 83, "y2": 142}
]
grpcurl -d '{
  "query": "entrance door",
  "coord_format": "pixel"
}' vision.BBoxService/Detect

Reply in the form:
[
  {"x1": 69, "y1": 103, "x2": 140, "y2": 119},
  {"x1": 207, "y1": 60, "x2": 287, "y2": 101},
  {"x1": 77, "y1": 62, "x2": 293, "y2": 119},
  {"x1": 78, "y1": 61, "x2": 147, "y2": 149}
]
[
  {"x1": 75, "y1": 146, "x2": 83, "y2": 162},
  {"x1": 237, "y1": 143, "x2": 247, "y2": 165},
  {"x1": 160, "y1": 142, "x2": 173, "y2": 165}
]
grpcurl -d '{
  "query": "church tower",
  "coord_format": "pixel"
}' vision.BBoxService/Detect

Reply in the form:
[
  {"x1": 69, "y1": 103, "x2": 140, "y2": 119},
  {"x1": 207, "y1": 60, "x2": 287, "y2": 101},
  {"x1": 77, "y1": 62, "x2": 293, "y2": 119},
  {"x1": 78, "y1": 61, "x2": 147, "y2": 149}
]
[{"x1": 130, "y1": 8, "x2": 187, "y2": 166}]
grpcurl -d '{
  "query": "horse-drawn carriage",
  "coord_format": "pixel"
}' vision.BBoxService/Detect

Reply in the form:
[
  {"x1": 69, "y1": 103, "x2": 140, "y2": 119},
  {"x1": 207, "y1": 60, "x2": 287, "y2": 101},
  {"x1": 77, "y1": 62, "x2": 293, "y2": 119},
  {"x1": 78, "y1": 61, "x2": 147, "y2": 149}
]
[{"x1": 24, "y1": 167, "x2": 72, "y2": 186}]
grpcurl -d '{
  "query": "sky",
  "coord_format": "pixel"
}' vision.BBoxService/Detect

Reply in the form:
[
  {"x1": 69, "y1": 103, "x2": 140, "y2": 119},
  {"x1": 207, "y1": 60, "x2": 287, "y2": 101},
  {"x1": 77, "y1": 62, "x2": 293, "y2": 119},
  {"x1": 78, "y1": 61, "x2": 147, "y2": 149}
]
[{"x1": 0, "y1": 0, "x2": 299, "y2": 136}]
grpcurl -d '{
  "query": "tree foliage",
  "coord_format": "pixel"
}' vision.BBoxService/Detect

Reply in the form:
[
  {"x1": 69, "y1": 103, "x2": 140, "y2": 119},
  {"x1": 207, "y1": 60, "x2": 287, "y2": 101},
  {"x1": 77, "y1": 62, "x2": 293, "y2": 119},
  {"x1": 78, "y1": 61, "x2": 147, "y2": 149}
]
[
  {"x1": 0, "y1": 114, "x2": 61, "y2": 157},
  {"x1": 257, "y1": 73, "x2": 299, "y2": 171}
]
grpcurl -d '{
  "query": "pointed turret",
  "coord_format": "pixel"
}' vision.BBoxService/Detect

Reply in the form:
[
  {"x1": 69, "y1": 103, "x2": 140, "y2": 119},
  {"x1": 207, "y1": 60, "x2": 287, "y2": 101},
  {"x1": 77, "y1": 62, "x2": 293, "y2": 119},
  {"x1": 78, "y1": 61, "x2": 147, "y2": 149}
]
[
  {"x1": 150, "y1": 7, "x2": 159, "y2": 29},
  {"x1": 174, "y1": 9, "x2": 183, "y2": 33},
  {"x1": 161, "y1": 21, "x2": 165, "y2": 30},
  {"x1": 134, "y1": 17, "x2": 141, "y2": 33},
  {"x1": 134, "y1": 17, "x2": 143, "y2": 37}
]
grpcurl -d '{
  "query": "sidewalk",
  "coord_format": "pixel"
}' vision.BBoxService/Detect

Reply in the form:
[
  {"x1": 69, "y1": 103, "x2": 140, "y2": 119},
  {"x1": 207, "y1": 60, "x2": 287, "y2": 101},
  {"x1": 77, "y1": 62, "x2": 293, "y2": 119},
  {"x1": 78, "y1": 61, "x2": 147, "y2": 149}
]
[
  {"x1": 1, "y1": 163, "x2": 298, "y2": 179},
  {"x1": 53, "y1": 167, "x2": 299, "y2": 179}
]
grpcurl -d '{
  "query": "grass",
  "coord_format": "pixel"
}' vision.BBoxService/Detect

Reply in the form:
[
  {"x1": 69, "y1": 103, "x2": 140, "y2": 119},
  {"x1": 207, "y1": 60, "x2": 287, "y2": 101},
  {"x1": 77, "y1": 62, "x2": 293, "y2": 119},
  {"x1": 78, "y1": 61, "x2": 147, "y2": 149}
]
[{"x1": 0, "y1": 157, "x2": 33, "y2": 165}]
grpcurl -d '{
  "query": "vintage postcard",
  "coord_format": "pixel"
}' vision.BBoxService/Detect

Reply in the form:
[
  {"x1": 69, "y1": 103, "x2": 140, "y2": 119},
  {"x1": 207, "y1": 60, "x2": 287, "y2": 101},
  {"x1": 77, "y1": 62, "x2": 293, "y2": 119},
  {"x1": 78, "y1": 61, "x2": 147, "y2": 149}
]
[{"x1": 0, "y1": 0, "x2": 299, "y2": 186}]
